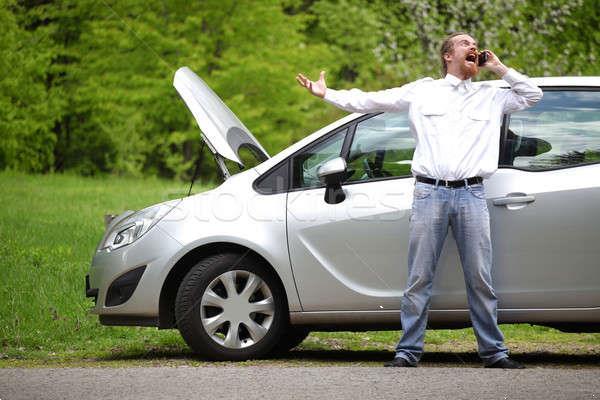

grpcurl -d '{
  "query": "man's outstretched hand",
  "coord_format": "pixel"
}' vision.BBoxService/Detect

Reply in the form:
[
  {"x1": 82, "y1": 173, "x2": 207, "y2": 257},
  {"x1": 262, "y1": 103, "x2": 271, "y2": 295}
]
[{"x1": 296, "y1": 71, "x2": 327, "y2": 98}]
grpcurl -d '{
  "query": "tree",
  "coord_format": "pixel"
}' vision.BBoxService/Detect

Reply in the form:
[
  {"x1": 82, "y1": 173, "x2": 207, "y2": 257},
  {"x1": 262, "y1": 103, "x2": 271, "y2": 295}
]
[
  {"x1": 0, "y1": 0, "x2": 598, "y2": 180},
  {"x1": 0, "y1": 0, "x2": 58, "y2": 172}
]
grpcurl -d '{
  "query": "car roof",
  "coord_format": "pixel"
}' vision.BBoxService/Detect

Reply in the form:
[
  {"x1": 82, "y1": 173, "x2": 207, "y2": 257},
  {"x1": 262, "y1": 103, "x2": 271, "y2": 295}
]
[
  {"x1": 253, "y1": 76, "x2": 600, "y2": 175},
  {"x1": 485, "y1": 76, "x2": 600, "y2": 88}
]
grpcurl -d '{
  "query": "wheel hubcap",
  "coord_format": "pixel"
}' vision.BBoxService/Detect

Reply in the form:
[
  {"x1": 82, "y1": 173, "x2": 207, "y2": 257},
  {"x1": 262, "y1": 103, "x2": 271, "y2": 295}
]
[{"x1": 200, "y1": 270, "x2": 274, "y2": 349}]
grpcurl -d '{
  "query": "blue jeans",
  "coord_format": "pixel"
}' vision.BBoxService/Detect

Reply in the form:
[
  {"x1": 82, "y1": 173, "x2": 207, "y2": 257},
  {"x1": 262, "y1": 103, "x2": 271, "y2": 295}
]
[{"x1": 394, "y1": 180, "x2": 509, "y2": 366}]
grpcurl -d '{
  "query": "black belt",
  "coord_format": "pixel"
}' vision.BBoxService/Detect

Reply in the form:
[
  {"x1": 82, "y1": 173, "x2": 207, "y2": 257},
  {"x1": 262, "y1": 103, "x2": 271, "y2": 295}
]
[{"x1": 416, "y1": 175, "x2": 483, "y2": 188}]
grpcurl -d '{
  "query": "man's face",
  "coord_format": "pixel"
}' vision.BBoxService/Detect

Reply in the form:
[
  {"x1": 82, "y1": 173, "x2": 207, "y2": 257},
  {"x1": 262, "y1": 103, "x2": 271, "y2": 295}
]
[{"x1": 445, "y1": 34, "x2": 479, "y2": 78}]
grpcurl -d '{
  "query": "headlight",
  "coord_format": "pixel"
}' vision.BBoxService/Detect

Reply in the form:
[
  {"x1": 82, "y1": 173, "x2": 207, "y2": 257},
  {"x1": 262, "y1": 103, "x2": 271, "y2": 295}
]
[{"x1": 98, "y1": 201, "x2": 179, "y2": 252}]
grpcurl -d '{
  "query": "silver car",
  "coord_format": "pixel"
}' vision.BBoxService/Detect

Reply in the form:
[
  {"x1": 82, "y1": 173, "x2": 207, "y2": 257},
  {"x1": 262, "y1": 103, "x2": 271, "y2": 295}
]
[{"x1": 86, "y1": 67, "x2": 600, "y2": 360}]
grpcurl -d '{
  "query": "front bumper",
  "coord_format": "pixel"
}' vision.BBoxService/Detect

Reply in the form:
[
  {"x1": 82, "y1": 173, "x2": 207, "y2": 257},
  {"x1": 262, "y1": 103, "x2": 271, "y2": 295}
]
[{"x1": 87, "y1": 225, "x2": 183, "y2": 319}]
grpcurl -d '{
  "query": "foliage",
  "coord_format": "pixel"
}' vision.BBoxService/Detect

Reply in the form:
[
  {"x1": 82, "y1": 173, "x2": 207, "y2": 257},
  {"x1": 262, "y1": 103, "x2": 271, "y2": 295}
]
[
  {"x1": 0, "y1": 0, "x2": 598, "y2": 180},
  {"x1": 0, "y1": 0, "x2": 58, "y2": 172}
]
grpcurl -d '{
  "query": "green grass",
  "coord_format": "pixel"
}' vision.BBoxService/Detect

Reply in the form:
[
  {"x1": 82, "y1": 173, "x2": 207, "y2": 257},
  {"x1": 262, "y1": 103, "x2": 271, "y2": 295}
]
[
  {"x1": 0, "y1": 171, "x2": 599, "y2": 368},
  {"x1": 0, "y1": 171, "x2": 203, "y2": 365}
]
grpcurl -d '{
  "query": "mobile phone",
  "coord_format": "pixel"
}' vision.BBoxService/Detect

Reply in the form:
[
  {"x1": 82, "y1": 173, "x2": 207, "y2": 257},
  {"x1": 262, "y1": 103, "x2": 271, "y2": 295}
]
[{"x1": 477, "y1": 51, "x2": 488, "y2": 67}]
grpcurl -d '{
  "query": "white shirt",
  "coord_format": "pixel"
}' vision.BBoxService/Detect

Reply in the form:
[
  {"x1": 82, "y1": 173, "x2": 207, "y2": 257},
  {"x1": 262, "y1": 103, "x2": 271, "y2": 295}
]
[{"x1": 323, "y1": 69, "x2": 543, "y2": 180}]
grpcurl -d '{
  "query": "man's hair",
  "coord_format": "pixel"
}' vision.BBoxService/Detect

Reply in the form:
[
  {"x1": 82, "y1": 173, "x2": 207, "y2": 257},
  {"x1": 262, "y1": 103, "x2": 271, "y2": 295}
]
[{"x1": 440, "y1": 31, "x2": 472, "y2": 76}]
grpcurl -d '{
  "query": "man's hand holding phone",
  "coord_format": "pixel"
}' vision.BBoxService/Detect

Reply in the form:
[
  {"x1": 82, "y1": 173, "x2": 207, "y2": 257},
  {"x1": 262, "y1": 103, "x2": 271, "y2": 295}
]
[{"x1": 478, "y1": 50, "x2": 508, "y2": 77}]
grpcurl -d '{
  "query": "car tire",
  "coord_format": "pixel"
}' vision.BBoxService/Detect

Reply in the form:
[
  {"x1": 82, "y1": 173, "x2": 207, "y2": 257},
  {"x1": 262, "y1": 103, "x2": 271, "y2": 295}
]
[
  {"x1": 175, "y1": 252, "x2": 286, "y2": 360},
  {"x1": 270, "y1": 327, "x2": 310, "y2": 355}
]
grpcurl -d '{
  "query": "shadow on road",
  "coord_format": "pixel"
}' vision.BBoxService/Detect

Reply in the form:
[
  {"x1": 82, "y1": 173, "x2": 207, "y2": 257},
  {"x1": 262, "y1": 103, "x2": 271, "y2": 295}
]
[
  {"x1": 96, "y1": 348, "x2": 600, "y2": 368},
  {"x1": 278, "y1": 350, "x2": 600, "y2": 368}
]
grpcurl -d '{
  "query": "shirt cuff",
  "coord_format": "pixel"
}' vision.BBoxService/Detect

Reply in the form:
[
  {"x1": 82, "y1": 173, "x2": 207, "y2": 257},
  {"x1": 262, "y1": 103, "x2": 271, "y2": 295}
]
[{"x1": 501, "y1": 68, "x2": 528, "y2": 86}]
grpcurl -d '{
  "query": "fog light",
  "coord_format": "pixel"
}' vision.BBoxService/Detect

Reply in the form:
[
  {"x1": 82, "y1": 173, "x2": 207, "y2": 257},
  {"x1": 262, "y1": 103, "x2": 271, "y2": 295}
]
[{"x1": 105, "y1": 266, "x2": 146, "y2": 307}]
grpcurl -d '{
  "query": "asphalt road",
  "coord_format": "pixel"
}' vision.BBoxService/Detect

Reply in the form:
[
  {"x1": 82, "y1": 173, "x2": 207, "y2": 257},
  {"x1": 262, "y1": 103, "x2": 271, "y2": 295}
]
[{"x1": 1, "y1": 366, "x2": 599, "y2": 400}]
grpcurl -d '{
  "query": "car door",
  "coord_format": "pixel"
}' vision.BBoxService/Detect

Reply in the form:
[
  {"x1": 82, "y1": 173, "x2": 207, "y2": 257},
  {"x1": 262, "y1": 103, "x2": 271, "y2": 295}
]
[
  {"x1": 286, "y1": 113, "x2": 468, "y2": 311},
  {"x1": 487, "y1": 88, "x2": 600, "y2": 310}
]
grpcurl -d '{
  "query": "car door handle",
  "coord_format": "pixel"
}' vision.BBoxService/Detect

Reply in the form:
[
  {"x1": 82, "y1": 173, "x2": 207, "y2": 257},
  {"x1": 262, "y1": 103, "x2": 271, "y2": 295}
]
[{"x1": 492, "y1": 194, "x2": 536, "y2": 206}]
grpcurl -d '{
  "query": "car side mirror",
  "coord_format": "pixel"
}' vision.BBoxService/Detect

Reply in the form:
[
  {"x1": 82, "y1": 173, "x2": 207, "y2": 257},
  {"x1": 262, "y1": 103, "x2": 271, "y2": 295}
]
[{"x1": 317, "y1": 157, "x2": 347, "y2": 204}]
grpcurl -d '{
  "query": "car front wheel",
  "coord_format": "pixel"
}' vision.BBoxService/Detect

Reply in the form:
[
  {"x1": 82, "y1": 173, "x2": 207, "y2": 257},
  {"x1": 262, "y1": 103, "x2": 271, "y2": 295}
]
[{"x1": 175, "y1": 253, "x2": 286, "y2": 360}]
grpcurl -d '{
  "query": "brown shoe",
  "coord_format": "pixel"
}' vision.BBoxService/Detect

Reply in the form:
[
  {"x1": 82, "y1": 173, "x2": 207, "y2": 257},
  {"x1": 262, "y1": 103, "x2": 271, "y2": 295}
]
[{"x1": 485, "y1": 357, "x2": 525, "y2": 369}]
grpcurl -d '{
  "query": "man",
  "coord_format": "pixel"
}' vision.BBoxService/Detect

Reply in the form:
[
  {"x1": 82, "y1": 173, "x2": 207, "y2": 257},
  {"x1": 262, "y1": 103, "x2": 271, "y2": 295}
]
[{"x1": 296, "y1": 32, "x2": 542, "y2": 369}]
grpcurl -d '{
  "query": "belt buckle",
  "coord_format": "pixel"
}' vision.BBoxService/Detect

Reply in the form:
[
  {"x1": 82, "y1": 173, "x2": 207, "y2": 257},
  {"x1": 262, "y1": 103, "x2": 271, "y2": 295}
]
[{"x1": 444, "y1": 180, "x2": 450, "y2": 188}]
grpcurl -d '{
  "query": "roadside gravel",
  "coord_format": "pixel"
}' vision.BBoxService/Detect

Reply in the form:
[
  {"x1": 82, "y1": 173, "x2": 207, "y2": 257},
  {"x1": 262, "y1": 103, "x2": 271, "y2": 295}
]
[{"x1": 1, "y1": 366, "x2": 599, "y2": 400}]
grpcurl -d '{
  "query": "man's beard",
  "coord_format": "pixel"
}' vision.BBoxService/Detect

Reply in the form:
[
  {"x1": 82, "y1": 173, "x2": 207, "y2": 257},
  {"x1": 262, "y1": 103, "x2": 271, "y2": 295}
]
[{"x1": 461, "y1": 60, "x2": 479, "y2": 78}]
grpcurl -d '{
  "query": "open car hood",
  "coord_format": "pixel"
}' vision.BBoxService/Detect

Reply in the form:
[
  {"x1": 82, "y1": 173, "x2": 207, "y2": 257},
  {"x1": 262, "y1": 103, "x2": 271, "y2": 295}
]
[{"x1": 173, "y1": 67, "x2": 269, "y2": 178}]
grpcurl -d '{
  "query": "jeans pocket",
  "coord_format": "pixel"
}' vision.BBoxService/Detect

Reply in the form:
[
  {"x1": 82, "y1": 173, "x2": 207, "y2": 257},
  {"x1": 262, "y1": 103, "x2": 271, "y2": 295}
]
[
  {"x1": 413, "y1": 184, "x2": 433, "y2": 200},
  {"x1": 467, "y1": 184, "x2": 486, "y2": 200}
]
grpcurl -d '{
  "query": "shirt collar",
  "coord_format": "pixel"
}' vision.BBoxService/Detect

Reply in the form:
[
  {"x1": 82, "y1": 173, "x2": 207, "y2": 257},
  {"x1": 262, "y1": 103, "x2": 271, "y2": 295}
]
[{"x1": 444, "y1": 73, "x2": 473, "y2": 92}]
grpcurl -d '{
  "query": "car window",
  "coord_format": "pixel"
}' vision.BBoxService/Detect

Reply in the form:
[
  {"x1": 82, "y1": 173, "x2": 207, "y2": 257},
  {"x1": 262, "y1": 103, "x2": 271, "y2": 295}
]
[
  {"x1": 345, "y1": 113, "x2": 414, "y2": 183},
  {"x1": 253, "y1": 159, "x2": 290, "y2": 195},
  {"x1": 500, "y1": 90, "x2": 600, "y2": 170},
  {"x1": 291, "y1": 128, "x2": 347, "y2": 189}
]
